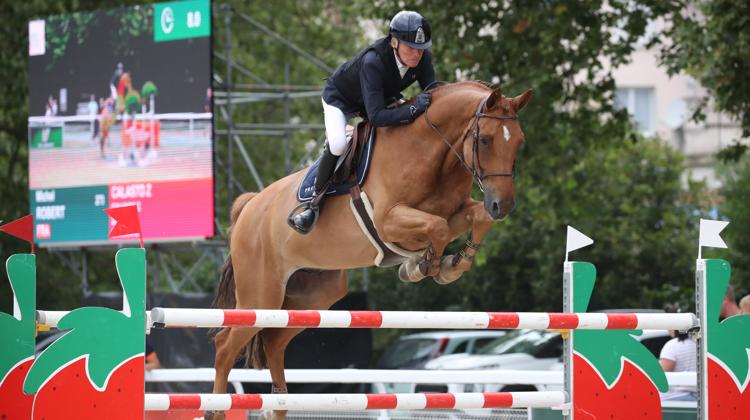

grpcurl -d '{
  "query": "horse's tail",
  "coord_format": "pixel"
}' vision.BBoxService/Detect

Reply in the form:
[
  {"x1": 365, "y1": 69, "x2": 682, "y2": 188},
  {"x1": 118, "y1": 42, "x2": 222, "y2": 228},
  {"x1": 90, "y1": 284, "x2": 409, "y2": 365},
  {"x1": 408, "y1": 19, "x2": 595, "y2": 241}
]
[
  {"x1": 211, "y1": 192, "x2": 268, "y2": 368},
  {"x1": 212, "y1": 192, "x2": 257, "y2": 310}
]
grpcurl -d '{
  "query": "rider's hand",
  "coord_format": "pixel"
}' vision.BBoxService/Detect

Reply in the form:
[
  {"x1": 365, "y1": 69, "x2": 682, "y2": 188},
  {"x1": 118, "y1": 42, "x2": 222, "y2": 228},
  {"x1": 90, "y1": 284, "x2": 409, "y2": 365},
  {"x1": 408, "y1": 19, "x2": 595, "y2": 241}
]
[{"x1": 409, "y1": 92, "x2": 431, "y2": 119}]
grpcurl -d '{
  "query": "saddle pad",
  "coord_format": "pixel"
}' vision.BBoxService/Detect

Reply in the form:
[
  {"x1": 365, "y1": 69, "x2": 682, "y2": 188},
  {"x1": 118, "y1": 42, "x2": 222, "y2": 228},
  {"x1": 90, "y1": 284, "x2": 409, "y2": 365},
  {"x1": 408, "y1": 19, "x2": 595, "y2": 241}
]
[{"x1": 297, "y1": 128, "x2": 376, "y2": 202}]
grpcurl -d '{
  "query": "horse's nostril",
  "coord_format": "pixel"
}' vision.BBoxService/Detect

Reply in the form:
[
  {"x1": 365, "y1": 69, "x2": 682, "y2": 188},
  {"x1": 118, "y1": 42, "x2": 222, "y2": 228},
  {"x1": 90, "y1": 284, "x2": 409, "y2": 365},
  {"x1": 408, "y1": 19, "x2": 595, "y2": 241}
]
[{"x1": 492, "y1": 201, "x2": 500, "y2": 213}]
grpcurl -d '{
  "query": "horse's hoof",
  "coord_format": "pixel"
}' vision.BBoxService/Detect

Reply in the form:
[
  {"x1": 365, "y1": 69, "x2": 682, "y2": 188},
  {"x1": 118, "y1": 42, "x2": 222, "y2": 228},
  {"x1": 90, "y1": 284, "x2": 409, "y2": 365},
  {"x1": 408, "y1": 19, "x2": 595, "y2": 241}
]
[
  {"x1": 433, "y1": 255, "x2": 464, "y2": 285},
  {"x1": 260, "y1": 409, "x2": 286, "y2": 419},
  {"x1": 398, "y1": 260, "x2": 425, "y2": 283},
  {"x1": 203, "y1": 411, "x2": 222, "y2": 420}
]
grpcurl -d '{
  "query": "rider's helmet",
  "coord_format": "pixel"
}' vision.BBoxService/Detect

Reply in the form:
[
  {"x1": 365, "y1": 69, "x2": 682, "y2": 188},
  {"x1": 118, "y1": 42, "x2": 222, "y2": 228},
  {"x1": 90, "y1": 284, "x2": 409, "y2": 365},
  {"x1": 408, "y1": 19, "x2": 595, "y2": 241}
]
[{"x1": 389, "y1": 11, "x2": 432, "y2": 50}]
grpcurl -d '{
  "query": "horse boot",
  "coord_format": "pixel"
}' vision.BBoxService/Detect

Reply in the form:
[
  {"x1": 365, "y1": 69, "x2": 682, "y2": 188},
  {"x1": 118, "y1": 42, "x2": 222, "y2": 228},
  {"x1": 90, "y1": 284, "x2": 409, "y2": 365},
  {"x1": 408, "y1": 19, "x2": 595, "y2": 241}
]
[{"x1": 292, "y1": 146, "x2": 338, "y2": 234}]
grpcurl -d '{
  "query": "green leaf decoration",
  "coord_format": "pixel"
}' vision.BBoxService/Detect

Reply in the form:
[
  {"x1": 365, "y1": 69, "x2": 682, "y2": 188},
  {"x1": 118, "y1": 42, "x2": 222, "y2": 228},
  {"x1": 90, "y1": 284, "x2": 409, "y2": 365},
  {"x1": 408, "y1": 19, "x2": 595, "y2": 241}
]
[
  {"x1": 0, "y1": 254, "x2": 36, "y2": 379},
  {"x1": 23, "y1": 249, "x2": 145, "y2": 393},
  {"x1": 125, "y1": 93, "x2": 142, "y2": 114},
  {"x1": 141, "y1": 81, "x2": 158, "y2": 98},
  {"x1": 705, "y1": 259, "x2": 750, "y2": 384},
  {"x1": 572, "y1": 261, "x2": 668, "y2": 391}
]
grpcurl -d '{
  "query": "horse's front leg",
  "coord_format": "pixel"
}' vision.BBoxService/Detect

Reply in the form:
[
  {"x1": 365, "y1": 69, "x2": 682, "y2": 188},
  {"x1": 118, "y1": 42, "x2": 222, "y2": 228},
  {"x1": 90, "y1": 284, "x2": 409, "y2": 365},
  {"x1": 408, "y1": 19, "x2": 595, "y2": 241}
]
[
  {"x1": 434, "y1": 199, "x2": 494, "y2": 285},
  {"x1": 379, "y1": 204, "x2": 451, "y2": 282}
]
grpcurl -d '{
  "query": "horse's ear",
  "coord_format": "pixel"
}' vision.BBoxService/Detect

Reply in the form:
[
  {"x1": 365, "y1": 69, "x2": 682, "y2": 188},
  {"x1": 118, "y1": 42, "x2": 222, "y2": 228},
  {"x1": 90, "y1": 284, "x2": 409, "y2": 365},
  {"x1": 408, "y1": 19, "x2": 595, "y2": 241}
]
[
  {"x1": 512, "y1": 89, "x2": 534, "y2": 113},
  {"x1": 486, "y1": 86, "x2": 503, "y2": 110}
]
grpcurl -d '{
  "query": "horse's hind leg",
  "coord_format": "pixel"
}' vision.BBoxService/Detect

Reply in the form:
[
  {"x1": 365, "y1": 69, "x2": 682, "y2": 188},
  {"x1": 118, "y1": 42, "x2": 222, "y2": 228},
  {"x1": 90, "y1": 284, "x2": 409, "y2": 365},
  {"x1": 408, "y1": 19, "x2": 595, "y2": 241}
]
[
  {"x1": 213, "y1": 326, "x2": 261, "y2": 393},
  {"x1": 259, "y1": 269, "x2": 349, "y2": 420},
  {"x1": 210, "y1": 259, "x2": 286, "y2": 420},
  {"x1": 207, "y1": 326, "x2": 261, "y2": 420}
]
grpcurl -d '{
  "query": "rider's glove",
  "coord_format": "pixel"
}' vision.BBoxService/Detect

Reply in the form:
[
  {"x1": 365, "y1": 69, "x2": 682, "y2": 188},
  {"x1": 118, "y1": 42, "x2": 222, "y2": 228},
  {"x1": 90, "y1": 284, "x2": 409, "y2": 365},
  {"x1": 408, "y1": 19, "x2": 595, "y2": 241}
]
[{"x1": 409, "y1": 92, "x2": 431, "y2": 120}]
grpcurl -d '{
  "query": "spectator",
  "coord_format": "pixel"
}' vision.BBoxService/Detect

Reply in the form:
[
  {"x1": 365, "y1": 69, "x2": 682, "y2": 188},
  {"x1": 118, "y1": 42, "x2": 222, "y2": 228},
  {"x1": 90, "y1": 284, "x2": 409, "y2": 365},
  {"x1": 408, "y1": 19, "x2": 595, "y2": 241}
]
[
  {"x1": 739, "y1": 294, "x2": 750, "y2": 315},
  {"x1": 110, "y1": 62, "x2": 124, "y2": 99},
  {"x1": 204, "y1": 87, "x2": 212, "y2": 113},
  {"x1": 659, "y1": 304, "x2": 697, "y2": 401},
  {"x1": 720, "y1": 284, "x2": 741, "y2": 321},
  {"x1": 48, "y1": 96, "x2": 58, "y2": 116},
  {"x1": 88, "y1": 94, "x2": 99, "y2": 139}
]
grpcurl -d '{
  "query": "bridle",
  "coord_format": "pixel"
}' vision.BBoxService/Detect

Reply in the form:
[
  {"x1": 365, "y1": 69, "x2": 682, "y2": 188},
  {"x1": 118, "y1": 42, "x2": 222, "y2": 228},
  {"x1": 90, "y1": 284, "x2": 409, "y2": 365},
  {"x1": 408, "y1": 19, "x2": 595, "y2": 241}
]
[{"x1": 423, "y1": 95, "x2": 518, "y2": 192}]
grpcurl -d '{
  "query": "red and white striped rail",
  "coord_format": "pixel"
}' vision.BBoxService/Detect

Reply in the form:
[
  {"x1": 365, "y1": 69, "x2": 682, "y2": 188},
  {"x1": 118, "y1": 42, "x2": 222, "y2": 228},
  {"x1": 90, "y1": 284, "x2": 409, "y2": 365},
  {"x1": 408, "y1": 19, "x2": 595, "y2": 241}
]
[
  {"x1": 144, "y1": 391, "x2": 566, "y2": 411},
  {"x1": 149, "y1": 308, "x2": 698, "y2": 331}
]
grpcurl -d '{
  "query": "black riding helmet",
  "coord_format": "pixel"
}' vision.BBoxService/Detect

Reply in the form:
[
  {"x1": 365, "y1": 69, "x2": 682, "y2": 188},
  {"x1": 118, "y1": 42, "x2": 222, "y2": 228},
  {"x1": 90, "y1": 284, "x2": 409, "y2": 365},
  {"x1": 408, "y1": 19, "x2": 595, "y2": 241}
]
[{"x1": 389, "y1": 11, "x2": 432, "y2": 50}]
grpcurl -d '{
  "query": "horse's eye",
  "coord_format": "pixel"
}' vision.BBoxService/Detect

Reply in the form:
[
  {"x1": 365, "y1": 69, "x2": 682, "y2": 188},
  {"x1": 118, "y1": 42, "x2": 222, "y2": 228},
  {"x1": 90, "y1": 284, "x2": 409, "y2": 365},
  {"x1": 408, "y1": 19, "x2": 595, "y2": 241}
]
[{"x1": 480, "y1": 136, "x2": 491, "y2": 147}]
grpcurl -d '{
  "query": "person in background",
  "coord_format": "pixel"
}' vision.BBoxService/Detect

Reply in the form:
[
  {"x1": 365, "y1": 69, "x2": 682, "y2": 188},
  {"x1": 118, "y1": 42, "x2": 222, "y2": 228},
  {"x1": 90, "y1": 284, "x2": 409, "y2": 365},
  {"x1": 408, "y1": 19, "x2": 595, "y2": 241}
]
[
  {"x1": 204, "y1": 87, "x2": 212, "y2": 113},
  {"x1": 88, "y1": 94, "x2": 99, "y2": 139},
  {"x1": 110, "y1": 62, "x2": 124, "y2": 99},
  {"x1": 659, "y1": 303, "x2": 697, "y2": 401},
  {"x1": 719, "y1": 284, "x2": 741, "y2": 321},
  {"x1": 48, "y1": 96, "x2": 58, "y2": 116},
  {"x1": 145, "y1": 339, "x2": 161, "y2": 371},
  {"x1": 739, "y1": 294, "x2": 750, "y2": 315}
]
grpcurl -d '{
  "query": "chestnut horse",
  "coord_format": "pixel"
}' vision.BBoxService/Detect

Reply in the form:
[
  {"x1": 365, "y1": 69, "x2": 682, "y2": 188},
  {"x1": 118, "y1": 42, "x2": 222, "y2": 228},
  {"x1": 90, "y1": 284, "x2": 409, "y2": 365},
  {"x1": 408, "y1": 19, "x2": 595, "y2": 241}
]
[{"x1": 210, "y1": 81, "x2": 532, "y2": 419}]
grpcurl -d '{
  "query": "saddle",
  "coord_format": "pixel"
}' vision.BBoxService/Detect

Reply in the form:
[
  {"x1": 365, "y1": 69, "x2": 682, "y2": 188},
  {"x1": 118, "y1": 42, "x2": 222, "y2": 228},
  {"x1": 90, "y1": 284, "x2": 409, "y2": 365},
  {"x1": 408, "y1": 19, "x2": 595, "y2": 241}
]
[{"x1": 297, "y1": 121, "x2": 375, "y2": 202}]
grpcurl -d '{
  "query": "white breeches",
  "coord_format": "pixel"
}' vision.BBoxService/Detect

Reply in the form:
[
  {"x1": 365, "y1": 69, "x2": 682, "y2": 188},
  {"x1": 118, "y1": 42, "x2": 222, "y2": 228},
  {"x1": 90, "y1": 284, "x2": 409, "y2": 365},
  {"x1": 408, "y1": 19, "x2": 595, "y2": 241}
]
[{"x1": 322, "y1": 98, "x2": 349, "y2": 156}]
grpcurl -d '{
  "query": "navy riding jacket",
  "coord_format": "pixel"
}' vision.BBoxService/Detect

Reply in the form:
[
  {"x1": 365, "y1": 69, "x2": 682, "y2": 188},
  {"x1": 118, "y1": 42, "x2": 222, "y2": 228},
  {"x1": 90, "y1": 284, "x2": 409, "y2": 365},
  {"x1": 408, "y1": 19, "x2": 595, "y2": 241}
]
[{"x1": 322, "y1": 37, "x2": 435, "y2": 127}]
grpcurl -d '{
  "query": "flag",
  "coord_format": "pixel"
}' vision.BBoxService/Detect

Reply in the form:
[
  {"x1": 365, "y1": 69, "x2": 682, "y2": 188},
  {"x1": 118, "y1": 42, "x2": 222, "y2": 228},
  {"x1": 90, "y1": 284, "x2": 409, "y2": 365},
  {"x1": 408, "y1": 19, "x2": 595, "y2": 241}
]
[
  {"x1": 699, "y1": 219, "x2": 729, "y2": 249},
  {"x1": 0, "y1": 215, "x2": 35, "y2": 253},
  {"x1": 566, "y1": 225, "x2": 593, "y2": 259},
  {"x1": 104, "y1": 205, "x2": 143, "y2": 248}
]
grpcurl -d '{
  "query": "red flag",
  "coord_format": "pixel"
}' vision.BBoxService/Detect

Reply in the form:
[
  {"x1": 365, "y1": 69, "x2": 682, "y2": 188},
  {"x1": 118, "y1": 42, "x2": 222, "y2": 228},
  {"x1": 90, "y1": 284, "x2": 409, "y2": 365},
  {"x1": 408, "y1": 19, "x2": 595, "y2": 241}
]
[
  {"x1": 0, "y1": 215, "x2": 35, "y2": 254},
  {"x1": 104, "y1": 205, "x2": 143, "y2": 248}
]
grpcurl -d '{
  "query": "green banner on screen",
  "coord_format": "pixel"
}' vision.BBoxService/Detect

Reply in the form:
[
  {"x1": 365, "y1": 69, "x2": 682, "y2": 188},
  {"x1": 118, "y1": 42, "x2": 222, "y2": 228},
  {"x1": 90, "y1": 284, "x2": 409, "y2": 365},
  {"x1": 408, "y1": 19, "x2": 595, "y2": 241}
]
[{"x1": 154, "y1": 0, "x2": 210, "y2": 42}]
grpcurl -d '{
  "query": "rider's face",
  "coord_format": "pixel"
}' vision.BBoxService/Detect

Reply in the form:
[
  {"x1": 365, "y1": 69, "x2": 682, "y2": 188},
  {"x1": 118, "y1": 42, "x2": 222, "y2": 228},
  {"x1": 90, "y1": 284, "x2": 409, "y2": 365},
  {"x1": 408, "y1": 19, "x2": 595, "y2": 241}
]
[{"x1": 391, "y1": 39, "x2": 424, "y2": 68}]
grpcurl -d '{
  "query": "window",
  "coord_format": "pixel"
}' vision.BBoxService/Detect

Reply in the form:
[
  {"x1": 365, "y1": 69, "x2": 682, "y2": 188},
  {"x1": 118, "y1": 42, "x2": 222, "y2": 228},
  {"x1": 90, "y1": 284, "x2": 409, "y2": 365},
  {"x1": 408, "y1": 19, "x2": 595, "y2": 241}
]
[
  {"x1": 451, "y1": 340, "x2": 468, "y2": 354},
  {"x1": 615, "y1": 87, "x2": 656, "y2": 135}
]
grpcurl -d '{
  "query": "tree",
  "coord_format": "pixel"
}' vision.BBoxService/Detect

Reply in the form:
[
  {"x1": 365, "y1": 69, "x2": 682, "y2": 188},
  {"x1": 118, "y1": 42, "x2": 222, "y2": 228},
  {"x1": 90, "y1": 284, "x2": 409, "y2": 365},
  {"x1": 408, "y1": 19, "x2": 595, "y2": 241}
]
[{"x1": 718, "y1": 156, "x2": 750, "y2": 297}]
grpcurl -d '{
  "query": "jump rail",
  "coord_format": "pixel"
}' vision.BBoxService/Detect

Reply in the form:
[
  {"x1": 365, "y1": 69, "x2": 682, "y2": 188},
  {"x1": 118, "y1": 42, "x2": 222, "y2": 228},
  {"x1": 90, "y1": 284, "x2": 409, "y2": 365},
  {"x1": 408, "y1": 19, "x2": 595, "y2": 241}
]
[
  {"x1": 144, "y1": 391, "x2": 567, "y2": 411},
  {"x1": 148, "y1": 308, "x2": 699, "y2": 331}
]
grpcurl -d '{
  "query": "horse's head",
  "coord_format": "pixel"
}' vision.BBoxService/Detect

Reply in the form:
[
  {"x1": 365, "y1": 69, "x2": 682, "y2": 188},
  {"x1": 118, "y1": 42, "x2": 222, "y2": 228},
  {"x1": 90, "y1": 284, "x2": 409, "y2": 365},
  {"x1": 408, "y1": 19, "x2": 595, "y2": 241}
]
[{"x1": 463, "y1": 86, "x2": 533, "y2": 220}]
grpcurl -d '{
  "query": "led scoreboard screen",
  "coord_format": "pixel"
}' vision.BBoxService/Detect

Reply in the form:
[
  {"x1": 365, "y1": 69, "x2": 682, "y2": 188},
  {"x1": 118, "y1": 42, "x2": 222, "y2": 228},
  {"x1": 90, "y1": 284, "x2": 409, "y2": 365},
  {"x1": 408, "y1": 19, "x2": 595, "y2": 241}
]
[{"x1": 28, "y1": 0, "x2": 214, "y2": 246}]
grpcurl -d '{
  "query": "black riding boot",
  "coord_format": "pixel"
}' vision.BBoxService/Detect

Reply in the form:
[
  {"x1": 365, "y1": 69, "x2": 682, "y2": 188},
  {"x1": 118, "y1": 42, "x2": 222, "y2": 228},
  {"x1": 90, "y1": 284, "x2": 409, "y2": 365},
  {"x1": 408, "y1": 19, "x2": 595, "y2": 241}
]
[{"x1": 292, "y1": 146, "x2": 338, "y2": 234}]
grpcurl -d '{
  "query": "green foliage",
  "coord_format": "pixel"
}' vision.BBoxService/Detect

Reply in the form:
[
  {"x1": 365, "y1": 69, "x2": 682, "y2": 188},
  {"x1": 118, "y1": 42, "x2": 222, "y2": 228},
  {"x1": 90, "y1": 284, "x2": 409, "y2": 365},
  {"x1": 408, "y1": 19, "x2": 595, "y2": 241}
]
[
  {"x1": 660, "y1": 0, "x2": 750, "y2": 148},
  {"x1": 719, "y1": 156, "x2": 750, "y2": 296}
]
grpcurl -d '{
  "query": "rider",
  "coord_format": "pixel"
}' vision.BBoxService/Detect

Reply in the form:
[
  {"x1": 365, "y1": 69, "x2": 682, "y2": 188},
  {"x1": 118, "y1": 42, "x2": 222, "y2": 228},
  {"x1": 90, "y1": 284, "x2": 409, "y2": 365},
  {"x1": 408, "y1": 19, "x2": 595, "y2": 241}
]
[{"x1": 292, "y1": 10, "x2": 436, "y2": 234}]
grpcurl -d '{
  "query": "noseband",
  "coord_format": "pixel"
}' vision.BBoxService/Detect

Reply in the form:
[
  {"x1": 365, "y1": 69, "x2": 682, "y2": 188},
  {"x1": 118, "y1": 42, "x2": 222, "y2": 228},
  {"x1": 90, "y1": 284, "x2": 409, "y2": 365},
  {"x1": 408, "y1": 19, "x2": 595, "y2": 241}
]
[{"x1": 424, "y1": 95, "x2": 517, "y2": 192}]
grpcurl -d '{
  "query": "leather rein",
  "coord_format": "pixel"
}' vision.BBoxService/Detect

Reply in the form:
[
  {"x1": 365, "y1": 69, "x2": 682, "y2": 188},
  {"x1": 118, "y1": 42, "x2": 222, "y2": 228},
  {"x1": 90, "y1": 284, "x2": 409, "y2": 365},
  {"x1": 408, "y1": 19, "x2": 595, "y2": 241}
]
[{"x1": 423, "y1": 95, "x2": 517, "y2": 192}]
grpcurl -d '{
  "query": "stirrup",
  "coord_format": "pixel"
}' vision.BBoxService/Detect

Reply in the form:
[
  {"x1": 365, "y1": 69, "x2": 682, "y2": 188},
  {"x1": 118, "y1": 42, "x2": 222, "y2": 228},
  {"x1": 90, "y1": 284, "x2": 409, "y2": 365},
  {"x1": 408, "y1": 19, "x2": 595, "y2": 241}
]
[{"x1": 287, "y1": 202, "x2": 320, "y2": 234}]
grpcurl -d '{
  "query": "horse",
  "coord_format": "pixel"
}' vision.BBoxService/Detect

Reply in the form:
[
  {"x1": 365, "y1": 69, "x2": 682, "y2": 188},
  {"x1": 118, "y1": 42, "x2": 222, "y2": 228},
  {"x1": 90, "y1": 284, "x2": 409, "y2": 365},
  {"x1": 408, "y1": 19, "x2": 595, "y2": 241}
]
[{"x1": 209, "y1": 81, "x2": 532, "y2": 420}]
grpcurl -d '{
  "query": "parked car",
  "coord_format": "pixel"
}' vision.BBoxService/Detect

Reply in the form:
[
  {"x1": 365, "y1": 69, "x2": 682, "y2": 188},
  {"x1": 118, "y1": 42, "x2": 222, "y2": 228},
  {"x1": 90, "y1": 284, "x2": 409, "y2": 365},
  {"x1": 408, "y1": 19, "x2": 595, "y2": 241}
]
[
  {"x1": 377, "y1": 330, "x2": 509, "y2": 369},
  {"x1": 376, "y1": 330, "x2": 508, "y2": 393},
  {"x1": 419, "y1": 328, "x2": 671, "y2": 393}
]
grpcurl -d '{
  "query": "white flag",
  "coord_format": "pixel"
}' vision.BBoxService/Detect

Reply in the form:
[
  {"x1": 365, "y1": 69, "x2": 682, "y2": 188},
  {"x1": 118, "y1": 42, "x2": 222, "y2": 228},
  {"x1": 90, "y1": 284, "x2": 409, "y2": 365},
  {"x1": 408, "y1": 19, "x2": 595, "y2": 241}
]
[
  {"x1": 699, "y1": 219, "x2": 729, "y2": 249},
  {"x1": 566, "y1": 226, "x2": 594, "y2": 254}
]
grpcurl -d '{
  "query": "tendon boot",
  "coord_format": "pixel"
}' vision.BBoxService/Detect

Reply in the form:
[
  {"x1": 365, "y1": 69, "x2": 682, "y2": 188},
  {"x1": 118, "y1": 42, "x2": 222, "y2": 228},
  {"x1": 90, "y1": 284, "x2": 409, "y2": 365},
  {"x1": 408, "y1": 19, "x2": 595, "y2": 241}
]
[{"x1": 291, "y1": 146, "x2": 338, "y2": 234}]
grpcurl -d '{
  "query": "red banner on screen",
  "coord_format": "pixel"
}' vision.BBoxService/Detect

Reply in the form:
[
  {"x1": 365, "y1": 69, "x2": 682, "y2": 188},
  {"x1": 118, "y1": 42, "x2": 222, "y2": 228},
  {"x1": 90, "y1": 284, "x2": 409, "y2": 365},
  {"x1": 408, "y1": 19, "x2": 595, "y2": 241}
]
[{"x1": 108, "y1": 178, "x2": 213, "y2": 241}]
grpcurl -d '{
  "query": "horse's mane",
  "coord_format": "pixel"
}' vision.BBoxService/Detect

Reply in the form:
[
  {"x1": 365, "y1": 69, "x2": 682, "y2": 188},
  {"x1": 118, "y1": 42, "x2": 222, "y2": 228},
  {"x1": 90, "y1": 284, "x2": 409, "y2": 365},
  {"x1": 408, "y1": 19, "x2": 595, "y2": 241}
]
[
  {"x1": 427, "y1": 80, "x2": 493, "y2": 94},
  {"x1": 428, "y1": 80, "x2": 515, "y2": 116}
]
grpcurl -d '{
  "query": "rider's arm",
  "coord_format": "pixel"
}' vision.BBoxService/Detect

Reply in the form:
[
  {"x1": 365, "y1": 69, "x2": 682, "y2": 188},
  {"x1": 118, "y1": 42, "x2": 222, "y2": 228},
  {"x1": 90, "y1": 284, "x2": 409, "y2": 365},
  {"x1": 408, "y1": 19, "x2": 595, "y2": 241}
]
[
  {"x1": 360, "y1": 53, "x2": 414, "y2": 127},
  {"x1": 417, "y1": 49, "x2": 436, "y2": 91}
]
